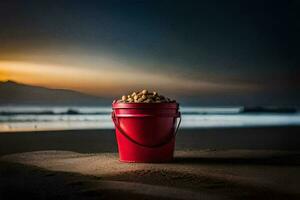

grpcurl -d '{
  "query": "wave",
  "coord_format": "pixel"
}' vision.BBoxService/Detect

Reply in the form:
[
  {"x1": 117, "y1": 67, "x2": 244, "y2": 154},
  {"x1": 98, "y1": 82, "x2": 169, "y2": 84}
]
[
  {"x1": 0, "y1": 106, "x2": 298, "y2": 116},
  {"x1": 0, "y1": 107, "x2": 111, "y2": 115},
  {"x1": 241, "y1": 106, "x2": 298, "y2": 113},
  {"x1": 1, "y1": 113, "x2": 300, "y2": 132}
]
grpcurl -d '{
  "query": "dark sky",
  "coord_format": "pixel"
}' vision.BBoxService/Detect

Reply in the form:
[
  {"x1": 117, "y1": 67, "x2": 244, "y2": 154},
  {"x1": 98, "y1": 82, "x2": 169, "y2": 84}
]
[{"x1": 0, "y1": 0, "x2": 299, "y2": 106}]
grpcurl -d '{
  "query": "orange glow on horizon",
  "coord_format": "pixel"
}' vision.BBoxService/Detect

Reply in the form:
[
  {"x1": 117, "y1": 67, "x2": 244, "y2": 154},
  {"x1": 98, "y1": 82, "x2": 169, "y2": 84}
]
[
  {"x1": 0, "y1": 60, "x2": 131, "y2": 96},
  {"x1": 0, "y1": 60, "x2": 257, "y2": 97}
]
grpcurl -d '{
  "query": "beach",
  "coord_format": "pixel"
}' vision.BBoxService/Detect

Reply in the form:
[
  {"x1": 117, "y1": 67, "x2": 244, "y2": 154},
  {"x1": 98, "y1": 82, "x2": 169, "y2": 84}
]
[
  {"x1": 1, "y1": 127, "x2": 300, "y2": 200},
  {"x1": 1, "y1": 0, "x2": 298, "y2": 198},
  {"x1": 1, "y1": 127, "x2": 300, "y2": 156}
]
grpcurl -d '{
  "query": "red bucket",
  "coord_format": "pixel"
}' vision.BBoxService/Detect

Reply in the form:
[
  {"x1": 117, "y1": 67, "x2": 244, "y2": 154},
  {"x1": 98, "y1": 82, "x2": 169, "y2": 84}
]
[{"x1": 112, "y1": 101, "x2": 181, "y2": 163}]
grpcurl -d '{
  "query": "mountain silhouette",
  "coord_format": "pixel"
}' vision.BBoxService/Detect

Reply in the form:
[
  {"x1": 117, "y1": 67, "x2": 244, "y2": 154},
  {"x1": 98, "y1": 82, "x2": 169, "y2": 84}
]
[{"x1": 0, "y1": 81, "x2": 110, "y2": 105}]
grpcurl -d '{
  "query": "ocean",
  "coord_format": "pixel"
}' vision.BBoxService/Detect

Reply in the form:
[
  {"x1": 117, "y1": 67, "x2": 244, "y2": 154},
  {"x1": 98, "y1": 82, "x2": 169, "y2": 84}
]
[{"x1": 0, "y1": 106, "x2": 300, "y2": 132}]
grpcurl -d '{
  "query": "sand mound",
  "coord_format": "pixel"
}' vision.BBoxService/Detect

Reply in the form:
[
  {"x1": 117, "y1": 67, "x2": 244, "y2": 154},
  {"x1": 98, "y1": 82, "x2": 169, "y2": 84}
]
[{"x1": 1, "y1": 150, "x2": 300, "y2": 199}]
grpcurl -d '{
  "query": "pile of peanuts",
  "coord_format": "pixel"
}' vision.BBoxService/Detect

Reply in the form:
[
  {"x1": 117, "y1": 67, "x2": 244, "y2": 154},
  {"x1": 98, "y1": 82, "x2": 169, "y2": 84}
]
[{"x1": 117, "y1": 90, "x2": 176, "y2": 103}]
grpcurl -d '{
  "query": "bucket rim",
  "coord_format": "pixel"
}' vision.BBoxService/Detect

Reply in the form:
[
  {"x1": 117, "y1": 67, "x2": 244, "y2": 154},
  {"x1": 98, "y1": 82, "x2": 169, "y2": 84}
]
[{"x1": 112, "y1": 101, "x2": 179, "y2": 109}]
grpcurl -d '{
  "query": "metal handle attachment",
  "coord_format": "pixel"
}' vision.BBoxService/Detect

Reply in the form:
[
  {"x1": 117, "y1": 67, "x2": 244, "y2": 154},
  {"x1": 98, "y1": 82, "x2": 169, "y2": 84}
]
[{"x1": 112, "y1": 112, "x2": 181, "y2": 148}]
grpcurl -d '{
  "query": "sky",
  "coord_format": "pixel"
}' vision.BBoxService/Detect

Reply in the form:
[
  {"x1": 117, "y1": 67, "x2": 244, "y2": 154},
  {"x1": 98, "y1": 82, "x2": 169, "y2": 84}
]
[{"x1": 0, "y1": 0, "x2": 299, "y2": 105}]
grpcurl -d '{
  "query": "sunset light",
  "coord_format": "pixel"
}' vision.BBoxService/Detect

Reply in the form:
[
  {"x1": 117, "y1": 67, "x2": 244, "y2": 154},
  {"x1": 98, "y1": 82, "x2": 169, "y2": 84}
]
[
  {"x1": 0, "y1": 1, "x2": 299, "y2": 199},
  {"x1": 0, "y1": 60, "x2": 256, "y2": 97}
]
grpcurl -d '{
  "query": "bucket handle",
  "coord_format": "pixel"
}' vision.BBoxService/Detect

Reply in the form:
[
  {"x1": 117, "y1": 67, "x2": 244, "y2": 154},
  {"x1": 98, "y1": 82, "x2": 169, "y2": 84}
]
[{"x1": 112, "y1": 111, "x2": 181, "y2": 148}]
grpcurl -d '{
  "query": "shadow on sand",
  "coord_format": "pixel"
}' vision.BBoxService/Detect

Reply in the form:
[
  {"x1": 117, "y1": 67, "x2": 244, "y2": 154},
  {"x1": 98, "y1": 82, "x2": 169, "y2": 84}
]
[{"x1": 174, "y1": 153, "x2": 300, "y2": 166}]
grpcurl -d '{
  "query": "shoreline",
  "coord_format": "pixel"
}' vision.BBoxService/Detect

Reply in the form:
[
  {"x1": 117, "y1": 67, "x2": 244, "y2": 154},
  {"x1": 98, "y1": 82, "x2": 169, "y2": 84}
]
[{"x1": 1, "y1": 126, "x2": 300, "y2": 156}]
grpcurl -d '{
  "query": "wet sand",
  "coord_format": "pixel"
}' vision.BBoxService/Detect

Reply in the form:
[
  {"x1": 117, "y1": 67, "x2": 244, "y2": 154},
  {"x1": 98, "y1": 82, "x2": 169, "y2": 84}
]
[{"x1": 1, "y1": 126, "x2": 300, "y2": 157}]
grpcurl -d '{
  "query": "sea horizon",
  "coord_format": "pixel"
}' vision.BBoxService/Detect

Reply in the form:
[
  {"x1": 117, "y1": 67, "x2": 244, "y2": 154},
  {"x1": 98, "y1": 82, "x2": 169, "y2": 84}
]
[{"x1": 1, "y1": 105, "x2": 299, "y2": 132}]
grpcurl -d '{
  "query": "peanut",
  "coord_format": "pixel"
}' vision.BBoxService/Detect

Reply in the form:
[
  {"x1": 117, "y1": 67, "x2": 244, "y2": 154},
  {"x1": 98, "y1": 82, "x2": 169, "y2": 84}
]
[
  {"x1": 131, "y1": 92, "x2": 137, "y2": 97},
  {"x1": 142, "y1": 89, "x2": 148, "y2": 95},
  {"x1": 116, "y1": 90, "x2": 176, "y2": 103}
]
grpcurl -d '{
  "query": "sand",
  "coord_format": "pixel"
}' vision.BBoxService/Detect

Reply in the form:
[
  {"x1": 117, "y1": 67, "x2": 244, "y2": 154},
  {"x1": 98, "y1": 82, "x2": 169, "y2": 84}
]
[
  {"x1": 1, "y1": 127, "x2": 300, "y2": 199},
  {"x1": 1, "y1": 149, "x2": 300, "y2": 200},
  {"x1": 1, "y1": 127, "x2": 300, "y2": 157}
]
